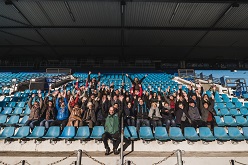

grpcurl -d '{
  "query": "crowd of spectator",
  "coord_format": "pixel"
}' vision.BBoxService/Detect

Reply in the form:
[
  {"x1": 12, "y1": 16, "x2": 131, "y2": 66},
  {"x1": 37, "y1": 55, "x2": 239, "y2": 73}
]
[{"x1": 24, "y1": 71, "x2": 218, "y2": 136}]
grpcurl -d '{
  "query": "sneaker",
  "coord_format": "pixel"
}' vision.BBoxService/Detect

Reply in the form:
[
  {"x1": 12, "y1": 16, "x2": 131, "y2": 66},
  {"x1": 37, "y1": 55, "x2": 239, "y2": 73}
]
[
  {"x1": 113, "y1": 148, "x2": 120, "y2": 155},
  {"x1": 105, "y1": 148, "x2": 110, "y2": 155}
]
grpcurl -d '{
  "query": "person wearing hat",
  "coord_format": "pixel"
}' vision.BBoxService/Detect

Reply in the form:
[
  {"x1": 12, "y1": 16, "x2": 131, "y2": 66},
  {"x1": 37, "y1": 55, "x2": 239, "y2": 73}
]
[
  {"x1": 82, "y1": 101, "x2": 96, "y2": 130},
  {"x1": 24, "y1": 93, "x2": 43, "y2": 130}
]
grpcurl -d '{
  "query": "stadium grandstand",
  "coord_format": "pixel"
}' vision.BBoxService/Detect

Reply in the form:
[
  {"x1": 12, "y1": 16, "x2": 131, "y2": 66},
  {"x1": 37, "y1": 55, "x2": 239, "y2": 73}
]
[{"x1": 1, "y1": 0, "x2": 248, "y2": 165}]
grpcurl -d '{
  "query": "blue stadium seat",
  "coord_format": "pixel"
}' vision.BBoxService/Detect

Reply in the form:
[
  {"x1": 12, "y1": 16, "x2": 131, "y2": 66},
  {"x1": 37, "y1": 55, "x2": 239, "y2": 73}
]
[
  {"x1": 3, "y1": 89, "x2": 10, "y2": 95},
  {"x1": 3, "y1": 97, "x2": 10, "y2": 102},
  {"x1": 24, "y1": 89, "x2": 30, "y2": 94},
  {"x1": 0, "y1": 115, "x2": 7, "y2": 126},
  {"x1": 20, "y1": 97, "x2": 28, "y2": 102},
  {"x1": 14, "y1": 92, "x2": 21, "y2": 97},
  {"x1": 139, "y1": 127, "x2": 154, "y2": 140},
  {"x1": 21, "y1": 93, "x2": 29, "y2": 98},
  {"x1": 10, "y1": 107, "x2": 23, "y2": 116},
  {"x1": 43, "y1": 126, "x2": 60, "y2": 139},
  {"x1": 243, "y1": 94, "x2": 248, "y2": 100},
  {"x1": 90, "y1": 126, "x2": 104, "y2": 140},
  {"x1": 0, "y1": 107, "x2": 13, "y2": 115},
  {"x1": 0, "y1": 127, "x2": 15, "y2": 139},
  {"x1": 7, "y1": 102, "x2": 16, "y2": 108},
  {"x1": 31, "y1": 90, "x2": 37, "y2": 94},
  {"x1": 224, "y1": 116, "x2": 237, "y2": 126},
  {"x1": 169, "y1": 127, "x2": 185, "y2": 141},
  {"x1": 58, "y1": 126, "x2": 75, "y2": 139},
  {"x1": 220, "y1": 108, "x2": 230, "y2": 116},
  {"x1": 244, "y1": 103, "x2": 248, "y2": 109},
  {"x1": 222, "y1": 94, "x2": 230, "y2": 103},
  {"x1": 242, "y1": 127, "x2": 248, "y2": 140},
  {"x1": 215, "y1": 103, "x2": 226, "y2": 109},
  {"x1": 214, "y1": 127, "x2": 230, "y2": 141},
  {"x1": 234, "y1": 91, "x2": 241, "y2": 98},
  {"x1": 124, "y1": 126, "x2": 138, "y2": 140},
  {"x1": 232, "y1": 97, "x2": 239, "y2": 103},
  {"x1": 74, "y1": 126, "x2": 90, "y2": 140},
  {"x1": 214, "y1": 107, "x2": 221, "y2": 116},
  {"x1": 228, "y1": 127, "x2": 245, "y2": 141},
  {"x1": 17, "y1": 116, "x2": 29, "y2": 126},
  {"x1": 214, "y1": 116, "x2": 225, "y2": 126},
  {"x1": 235, "y1": 102, "x2": 243, "y2": 109},
  {"x1": 214, "y1": 96, "x2": 223, "y2": 103},
  {"x1": 0, "y1": 101, "x2": 6, "y2": 107},
  {"x1": 16, "y1": 102, "x2": 25, "y2": 108},
  {"x1": 11, "y1": 97, "x2": 19, "y2": 102},
  {"x1": 184, "y1": 127, "x2": 200, "y2": 141},
  {"x1": 240, "y1": 107, "x2": 248, "y2": 115},
  {"x1": 20, "y1": 107, "x2": 30, "y2": 116},
  {"x1": 236, "y1": 116, "x2": 248, "y2": 126},
  {"x1": 229, "y1": 108, "x2": 241, "y2": 116},
  {"x1": 4, "y1": 115, "x2": 20, "y2": 126},
  {"x1": 226, "y1": 102, "x2": 235, "y2": 109},
  {"x1": 27, "y1": 126, "x2": 45, "y2": 139},
  {"x1": 154, "y1": 127, "x2": 170, "y2": 141},
  {"x1": 199, "y1": 127, "x2": 216, "y2": 141},
  {"x1": 11, "y1": 126, "x2": 30, "y2": 139}
]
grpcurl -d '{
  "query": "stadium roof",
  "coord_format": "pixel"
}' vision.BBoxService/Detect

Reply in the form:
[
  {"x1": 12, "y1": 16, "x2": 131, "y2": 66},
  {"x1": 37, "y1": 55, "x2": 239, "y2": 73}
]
[{"x1": 1, "y1": 0, "x2": 248, "y2": 61}]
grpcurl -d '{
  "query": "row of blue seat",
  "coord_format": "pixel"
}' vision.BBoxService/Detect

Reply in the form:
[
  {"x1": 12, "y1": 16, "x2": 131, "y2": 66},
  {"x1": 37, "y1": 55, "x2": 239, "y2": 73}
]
[
  {"x1": 138, "y1": 126, "x2": 248, "y2": 142},
  {"x1": 0, "y1": 101, "x2": 26, "y2": 108},
  {"x1": 0, "y1": 107, "x2": 30, "y2": 116},
  {"x1": 215, "y1": 102, "x2": 245, "y2": 109},
  {"x1": 0, "y1": 126, "x2": 247, "y2": 142},
  {"x1": 0, "y1": 115, "x2": 28, "y2": 127},
  {"x1": 214, "y1": 116, "x2": 248, "y2": 126},
  {"x1": 215, "y1": 107, "x2": 248, "y2": 116},
  {"x1": 0, "y1": 89, "x2": 10, "y2": 95}
]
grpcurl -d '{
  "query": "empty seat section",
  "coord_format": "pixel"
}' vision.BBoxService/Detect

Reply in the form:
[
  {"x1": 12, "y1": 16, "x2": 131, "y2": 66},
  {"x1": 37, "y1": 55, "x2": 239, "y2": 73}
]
[
  {"x1": 169, "y1": 127, "x2": 185, "y2": 141},
  {"x1": 139, "y1": 127, "x2": 154, "y2": 140}
]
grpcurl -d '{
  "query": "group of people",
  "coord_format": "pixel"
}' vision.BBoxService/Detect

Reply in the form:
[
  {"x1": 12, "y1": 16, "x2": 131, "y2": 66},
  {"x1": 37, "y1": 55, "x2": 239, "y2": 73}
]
[{"x1": 23, "y1": 71, "x2": 217, "y2": 155}]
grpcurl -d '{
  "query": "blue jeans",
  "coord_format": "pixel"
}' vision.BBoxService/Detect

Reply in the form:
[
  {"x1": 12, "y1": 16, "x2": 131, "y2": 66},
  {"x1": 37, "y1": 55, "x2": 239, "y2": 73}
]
[
  {"x1": 136, "y1": 119, "x2": 150, "y2": 132},
  {"x1": 163, "y1": 119, "x2": 176, "y2": 132},
  {"x1": 40, "y1": 119, "x2": 54, "y2": 129},
  {"x1": 151, "y1": 120, "x2": 162, "y2": 128},
  {"x1": 126, "y1": 118, "x2": 136, "y2": 126},
  {"x1": 24, "y1": 119, "x2": 40, "y2": 130}
]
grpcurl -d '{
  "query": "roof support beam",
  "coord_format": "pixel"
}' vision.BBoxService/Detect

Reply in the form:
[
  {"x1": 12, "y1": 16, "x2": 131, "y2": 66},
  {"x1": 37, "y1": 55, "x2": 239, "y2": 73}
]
[
  {"x1": 183, "y1": 3, "x2": 237, "y2": 58},
  {"x1": 0, "y1": 26, "x2": 248, "y2": 31},
  {"x1": 0, "y1": 45, "x2": 247, "y2": 49},
  {"x1": 13, "y1": 0, "x2": 248, "y2": 3},
  {"x1": 121, "y1": 1, "x2": 126, "y2": 57},
  {"x1": 10, "y1": 1, "x2": 59, "y2": 56}
]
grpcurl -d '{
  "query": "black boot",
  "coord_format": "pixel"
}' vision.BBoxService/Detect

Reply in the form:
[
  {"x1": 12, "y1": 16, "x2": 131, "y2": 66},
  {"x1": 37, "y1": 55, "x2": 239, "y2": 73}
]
[
  {"x1": 113, "y1": 148, "x2": 120, "y2": 155},
  {"x1": 105, "y1": 148, "x2": 110, "y2": 155}
]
